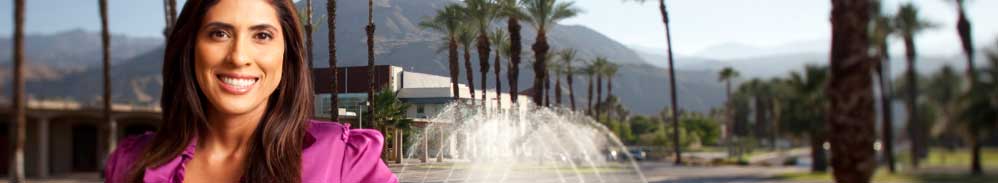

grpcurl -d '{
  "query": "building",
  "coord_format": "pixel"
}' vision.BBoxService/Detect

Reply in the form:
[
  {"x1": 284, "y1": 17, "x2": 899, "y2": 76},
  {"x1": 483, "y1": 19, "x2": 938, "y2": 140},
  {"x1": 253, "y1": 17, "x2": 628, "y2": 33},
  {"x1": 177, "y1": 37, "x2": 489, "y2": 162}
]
[{"x1": 311, "y1": 65, "x2": 529, "y2": 126}]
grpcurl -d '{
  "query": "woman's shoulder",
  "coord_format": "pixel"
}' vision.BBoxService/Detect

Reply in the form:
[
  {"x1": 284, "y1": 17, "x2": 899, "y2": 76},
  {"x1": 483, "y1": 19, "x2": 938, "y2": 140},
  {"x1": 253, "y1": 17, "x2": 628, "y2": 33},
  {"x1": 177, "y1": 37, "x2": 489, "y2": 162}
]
[
  {"x1": 306, "y1": 120, "x2": 385, "y2": 148},
  {"x1": 105, "y1": 132, "x2": 155, "y2": 182},
  {"x1": 306, "y1": 120, "x2": 396, "y2": 182}
]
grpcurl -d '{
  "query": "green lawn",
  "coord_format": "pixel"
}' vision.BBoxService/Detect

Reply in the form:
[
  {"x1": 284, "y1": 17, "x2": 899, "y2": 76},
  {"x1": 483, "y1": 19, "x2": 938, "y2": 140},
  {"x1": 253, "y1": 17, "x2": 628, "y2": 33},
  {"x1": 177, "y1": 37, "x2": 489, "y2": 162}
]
[
  {"x1": 775, "y1": 147, "x2": 998, "y2": 183},
  {"x1": 776, "y1": 170, "x2": 998, "y2": 183}
]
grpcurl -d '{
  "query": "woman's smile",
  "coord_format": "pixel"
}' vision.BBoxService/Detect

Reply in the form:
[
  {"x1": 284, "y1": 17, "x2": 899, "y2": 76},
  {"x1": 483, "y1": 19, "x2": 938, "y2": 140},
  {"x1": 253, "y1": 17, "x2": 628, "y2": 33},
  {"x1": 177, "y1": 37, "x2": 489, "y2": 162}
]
[{"x1": 216, "y1": 72, "x2": 260, "y2": 94}]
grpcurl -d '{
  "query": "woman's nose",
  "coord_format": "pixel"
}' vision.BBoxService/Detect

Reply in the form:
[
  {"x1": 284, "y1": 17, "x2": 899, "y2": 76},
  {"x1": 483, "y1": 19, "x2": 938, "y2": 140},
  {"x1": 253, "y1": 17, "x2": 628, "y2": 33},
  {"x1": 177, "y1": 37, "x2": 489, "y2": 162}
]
[{"x1": 226, "y1": 37, "x2": 252, "y2": 67}]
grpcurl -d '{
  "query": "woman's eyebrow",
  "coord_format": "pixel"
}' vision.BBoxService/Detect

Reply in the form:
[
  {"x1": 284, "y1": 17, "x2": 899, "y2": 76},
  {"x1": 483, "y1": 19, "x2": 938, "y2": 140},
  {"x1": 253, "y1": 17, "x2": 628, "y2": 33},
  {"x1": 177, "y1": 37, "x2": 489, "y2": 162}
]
[
  {"x1": 204, "y1": 22, "x2": 235, "y2": 30},
  {"x1": 249, "y1": 24, "x2": 278, "y2": 32}
]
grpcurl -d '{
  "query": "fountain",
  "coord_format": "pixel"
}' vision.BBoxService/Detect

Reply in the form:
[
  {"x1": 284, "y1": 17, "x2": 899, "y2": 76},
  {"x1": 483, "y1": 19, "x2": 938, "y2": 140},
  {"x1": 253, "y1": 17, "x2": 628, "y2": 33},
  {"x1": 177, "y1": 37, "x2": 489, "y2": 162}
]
[{"x1": 394, "y1": 102, "x2": 648, "y2": 183}]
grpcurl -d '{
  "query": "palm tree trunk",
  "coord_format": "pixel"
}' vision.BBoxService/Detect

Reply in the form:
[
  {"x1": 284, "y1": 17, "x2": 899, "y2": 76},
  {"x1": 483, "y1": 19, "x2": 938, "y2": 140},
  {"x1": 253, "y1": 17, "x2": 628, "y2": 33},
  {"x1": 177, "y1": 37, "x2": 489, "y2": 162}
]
[
  {"x1": 587, "y1": 74, "x2": 594, "y2": 114},
  {"x1": 10, "y1": 0, "x2": 26, "y2": 181},
  {"x1": 478, "y1": 33, "x2": 491, "y2": 106},
  {"x1": 327, "y1": 0, "x2": 339, "y2": 121},
  {"x1": 366, "y1": 0, "x2": 376, "y2": 127},
  {"x1": 567, "y1": 69, "x2": 576, "y2": 111},
  {"x1": 955, "y1": 4, "x2": 977, "y2": 85},
  {"x1": 828, "y1": 0, "x2": 876, "y2": 181},
  {"x1": 450, "y1": 37, "x2": 460, "y2": 100},
  {"x1": 464, "y1": 45, "x2": 476, "y2": 105},
  {"x1": 555, "y1": 72, "x2": 562, "y2": 106},
  {"x1": 876, "y1": 44, "x2": 895, "y2": 173},
  {"x1": 543, "y1": 77, "x2": 550, "y2": 107},
  {"x1": 306, "y1": 0, "x2": 314, "y2": 69},
  {"x1": 532, "y1": 31, "x2": 549, "y2": 106},
  {"x1": 659, "y1": 0, "x2": 683, "y2": 165},
  {"x1": 811, "y1": 134, "x2": 828, "y2": 172},
  {"x1": 495, "y1": 48, "x2": 502, "y2": 109},
  {"x1": 904, "y1": 36, "x2": 923, "y2": 168},
  {"x1": 509, "y1": 17, "x2": 522, "y2": 104},
  {"x1": 597, "y1": 75, "x2": 603, "y2": 119},
  {"x1": 100, "y1": 0, "x2": 116, "y2": 173},
  {"x1": 608, "y1": 76, "x2": 614, "y2": 99},
  {"x1": 970, "y1": 132, "x2": 982, "y2": 175}
]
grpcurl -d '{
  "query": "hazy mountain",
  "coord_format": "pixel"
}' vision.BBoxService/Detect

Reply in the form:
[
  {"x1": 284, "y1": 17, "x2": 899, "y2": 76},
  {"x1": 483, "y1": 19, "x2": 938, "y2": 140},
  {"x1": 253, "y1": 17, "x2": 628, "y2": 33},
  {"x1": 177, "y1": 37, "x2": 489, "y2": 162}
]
[{"x1": 0, "y1": 0, "x2": 728, "y2": 116}]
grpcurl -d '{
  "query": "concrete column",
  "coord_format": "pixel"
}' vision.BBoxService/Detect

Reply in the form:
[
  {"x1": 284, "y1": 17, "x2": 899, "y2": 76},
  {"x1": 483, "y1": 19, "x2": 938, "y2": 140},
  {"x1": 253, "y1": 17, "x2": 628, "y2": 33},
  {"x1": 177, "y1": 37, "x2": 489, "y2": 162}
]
[
  {"x1": 436, "y1": 126, "x2": 443, "y2": 162},
  {"x1": 420, "y1": 127, "x2": 428, "y2": 163},
  {"x1": 36, "y1": 117, "x2": 50, "y2": 178}
]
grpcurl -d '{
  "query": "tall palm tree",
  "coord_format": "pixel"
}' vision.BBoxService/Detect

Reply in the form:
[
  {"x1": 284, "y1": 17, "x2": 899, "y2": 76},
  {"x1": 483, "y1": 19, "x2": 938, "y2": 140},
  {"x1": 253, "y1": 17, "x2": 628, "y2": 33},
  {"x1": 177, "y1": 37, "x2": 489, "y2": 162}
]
[
  {"x1": 421, "y1": 5, "x2": 466, "y2": 103},
  {"x1": 950, "y1": 0, "x2": 977, "y2": 84},
  {"x1": 717, "y1": 67, "x2": 739, "y2": 143},
  {"x1": 869, "y1": 1, "x2": 896, "y2": 172},
  {"x1": 99, "y1": 0, "x2": 116, "y2": 171},
  {"x1": 465, "y1": 0, "x2": 498, "y2": 104},
  {"x1": 605, "y1": 63, "x2": 619, "y2": 102},
  {"x1": 497, "y1": 0, "x2": 526, "y2": 105},
  {"x1": 365, "y1": 0, "x2": 376, "y2": 126},
  {"x1": 550, "y1": 54, "x2": 563, "y2": 106},
  {"x1": 779, "y1": 65, "x2": 830, "y2": 172},
  {"x1": 895, "y1": 3, "x2": 933, "y2": 168},
  {"x1": 522, "y1": 0, "x2": 580, "y2": 106},
  {"x1": 162, "y1": 0, "x2": 178, "y2": 38},
  {"x1": 559, "y1": 48, "x2": 579, "y2": 111},
  {"x1": 491, "y1": 28, "x2": 509, "y2": 108},
  {"x1": 829, "y1": 0, "x2": 876, "y2": 182},
  {"x1": 458, "y1": 26, "x2": 477, "y2": 105},
  {"x1": 591, "y1": 57, "x2": 609, "y2": 118},
  {"x1": 585, "y1": 62, "x2": 596, "y2": 114},
  {"x1": 305, "y1": 0, "x2": 314, "y2": 69},
  {"x1": 959, "y1": 45, "x2": 998, "y2": 175},
  {"x1": 326, "y1": 0, "x2": 340, "y2": 120},
  {"x1": 10, "y1": 0, "x2": 26, "y2": 181},
  {"x1": 623, "y1": 0, "x2": 683, "y2": 165}
]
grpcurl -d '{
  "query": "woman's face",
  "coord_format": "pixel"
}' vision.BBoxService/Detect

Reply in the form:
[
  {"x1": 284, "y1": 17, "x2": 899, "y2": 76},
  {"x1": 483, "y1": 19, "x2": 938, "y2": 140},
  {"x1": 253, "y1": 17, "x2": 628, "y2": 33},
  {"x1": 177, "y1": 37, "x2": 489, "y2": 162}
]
[{"x1": 195, "y1": 0, "x2": 284, "y2": 116}]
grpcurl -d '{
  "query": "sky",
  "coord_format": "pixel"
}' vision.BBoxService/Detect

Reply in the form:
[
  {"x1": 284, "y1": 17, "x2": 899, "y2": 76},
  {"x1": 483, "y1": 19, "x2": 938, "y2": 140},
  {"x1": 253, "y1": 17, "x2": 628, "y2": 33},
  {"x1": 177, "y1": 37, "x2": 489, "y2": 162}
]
[{"x1": 2, "y1": 0, "x2": 997, "y2": 57}]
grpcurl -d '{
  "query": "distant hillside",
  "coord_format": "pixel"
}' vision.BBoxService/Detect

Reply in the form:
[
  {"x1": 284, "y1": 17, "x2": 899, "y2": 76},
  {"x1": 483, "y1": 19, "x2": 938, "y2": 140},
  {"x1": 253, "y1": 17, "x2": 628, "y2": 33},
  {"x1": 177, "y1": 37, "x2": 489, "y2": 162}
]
[{"x1": 0, "y1": 0, "x2": 729, "y2": 115}]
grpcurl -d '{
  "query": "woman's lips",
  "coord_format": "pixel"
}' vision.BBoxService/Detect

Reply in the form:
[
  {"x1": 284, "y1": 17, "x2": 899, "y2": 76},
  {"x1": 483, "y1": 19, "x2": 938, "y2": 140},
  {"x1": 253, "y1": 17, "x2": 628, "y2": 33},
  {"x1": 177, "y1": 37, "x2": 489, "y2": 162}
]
[{"x1": 216, "y1": 73, "x2": 259, "y2": 95}]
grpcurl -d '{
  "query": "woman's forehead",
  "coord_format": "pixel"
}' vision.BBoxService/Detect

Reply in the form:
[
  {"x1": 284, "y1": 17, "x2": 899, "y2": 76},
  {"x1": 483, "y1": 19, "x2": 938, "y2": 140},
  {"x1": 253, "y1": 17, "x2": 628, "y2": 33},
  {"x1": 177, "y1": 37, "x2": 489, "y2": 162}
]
[{"x1": 202, "y1": 0, "x2": 282, "y2": 31}]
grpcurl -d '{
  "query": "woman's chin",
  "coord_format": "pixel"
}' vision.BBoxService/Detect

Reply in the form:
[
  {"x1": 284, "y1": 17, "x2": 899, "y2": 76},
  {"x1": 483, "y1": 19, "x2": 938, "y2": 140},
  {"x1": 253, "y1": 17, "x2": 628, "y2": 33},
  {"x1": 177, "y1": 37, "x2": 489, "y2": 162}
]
[{"x1": 209, "y1": 97, "x2": 266, "y2": 115}]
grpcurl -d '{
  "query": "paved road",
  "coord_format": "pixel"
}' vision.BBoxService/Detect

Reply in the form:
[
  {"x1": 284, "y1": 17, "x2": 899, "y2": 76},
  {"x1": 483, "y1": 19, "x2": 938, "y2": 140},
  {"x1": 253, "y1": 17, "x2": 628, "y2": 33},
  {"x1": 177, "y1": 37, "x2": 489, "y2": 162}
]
[{"x1": 639, "y1": 161, "x2": 824, "y2": 183}]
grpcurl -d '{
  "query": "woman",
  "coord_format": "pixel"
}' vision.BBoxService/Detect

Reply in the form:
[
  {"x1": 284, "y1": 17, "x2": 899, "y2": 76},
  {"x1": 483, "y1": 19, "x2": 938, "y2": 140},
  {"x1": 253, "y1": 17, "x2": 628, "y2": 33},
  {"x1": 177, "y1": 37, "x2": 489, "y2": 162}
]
[{"x1": 104, "y1": 0, "x2": 397, "y2": 182}]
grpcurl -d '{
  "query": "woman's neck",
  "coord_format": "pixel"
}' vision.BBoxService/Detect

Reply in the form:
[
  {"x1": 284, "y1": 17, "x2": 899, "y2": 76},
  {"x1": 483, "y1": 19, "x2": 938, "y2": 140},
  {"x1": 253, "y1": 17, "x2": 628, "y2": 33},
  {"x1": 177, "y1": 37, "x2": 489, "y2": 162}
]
[{"x1": 201, "y1": 104, "x2": 267, "y2": 155}]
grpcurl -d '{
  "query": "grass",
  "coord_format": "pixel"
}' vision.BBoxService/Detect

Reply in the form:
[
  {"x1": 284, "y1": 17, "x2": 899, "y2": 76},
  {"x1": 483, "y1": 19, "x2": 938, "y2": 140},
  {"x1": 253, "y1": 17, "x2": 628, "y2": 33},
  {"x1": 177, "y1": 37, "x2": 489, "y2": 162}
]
[
  {"x1": 775, "y1": 147, "x2": 998, "y2": 183},
  {"x1": 776, "y1": 170, "x2": 998, "y2": 183}
]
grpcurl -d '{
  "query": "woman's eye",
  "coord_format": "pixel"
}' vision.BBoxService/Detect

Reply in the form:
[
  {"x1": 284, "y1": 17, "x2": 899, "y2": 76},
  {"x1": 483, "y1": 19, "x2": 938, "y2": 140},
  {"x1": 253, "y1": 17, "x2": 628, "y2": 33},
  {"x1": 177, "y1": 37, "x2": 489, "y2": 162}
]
[
  {"x1": 254, "y1": 32, "x2": 273, "y2": 41},
  {"x1": 209, "y1": 30, "x2": 230, "y2": 40}
]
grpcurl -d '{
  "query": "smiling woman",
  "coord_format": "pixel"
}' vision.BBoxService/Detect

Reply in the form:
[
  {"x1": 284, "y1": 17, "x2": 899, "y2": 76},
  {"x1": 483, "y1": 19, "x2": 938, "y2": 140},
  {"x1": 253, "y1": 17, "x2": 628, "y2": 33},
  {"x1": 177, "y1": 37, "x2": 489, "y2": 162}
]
[{"x1": 101, "y1": 0, "x2": 397, "y2": 183}]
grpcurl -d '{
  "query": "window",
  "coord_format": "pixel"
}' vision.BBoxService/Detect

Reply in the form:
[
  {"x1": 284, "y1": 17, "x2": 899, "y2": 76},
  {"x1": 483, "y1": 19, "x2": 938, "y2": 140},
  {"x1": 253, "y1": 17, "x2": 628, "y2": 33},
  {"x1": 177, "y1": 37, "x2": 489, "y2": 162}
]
[{"x1": 416, "y1": 104, "x2": 425, "y2": 114}]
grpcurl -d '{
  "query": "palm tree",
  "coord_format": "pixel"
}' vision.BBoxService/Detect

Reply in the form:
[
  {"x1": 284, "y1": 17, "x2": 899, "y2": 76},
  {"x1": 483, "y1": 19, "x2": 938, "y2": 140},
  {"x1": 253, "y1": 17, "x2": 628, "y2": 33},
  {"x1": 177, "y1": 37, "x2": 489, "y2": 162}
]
[
  {"x1": 585, "y1": 62, "x2": 596, "y2": 114},
  {"x1": 559, "y1": 48, "x2": 579, "y2": 111},
  {"x1": 591, "y1": 57, "x2": 609, "y2": 118},
  {"x1": 605, "y1": 63, "x2": 619, "y2": 102},
  {"x1": 829, "y1": 0, "x2": 877, "y2": 181},
  {"x1": 895, "y1": 3, "x2": 933, "y2": 168},
  {"x1": 497, "y1": 0, "x2": 526, "y2": 105},
  {"x1": 305, "y1": 0, "x2": 314, "y2": 69},
  {"x1": 491, "y1": 28, "x2": 509, "y2": 108},
  {"x1": 869, "y1": 2, "x2": 896, "y2": 172},
  {"x1": 551, "y1": 56, "x2": 563, "y2": 106},
  {"x1": 326, "y1": 0, "x2": 340, "y2": 120},
  {"x1": 99, "y1": 0, "x2": 116, "y2": 171},
  {"x1": 10, "y1": 0, "x2": 26, "y2": 181},
  {"x1": 950, "y1": 0, "x2": 977, "y2": 84},
  {"x1": 959, "y1": 46, "x2": 998, "y2": 175},
  {"x1": 458, "y1": 26, "x2": 477, "y2": 105},
  {"x1": 522, "y1": 0, "x2": 580, "y2": 106},
  {"x1": 162, "y1": 0, "x2": 178, "y2": 38},
  {"x1": 465, "y1": 0, "x2": 499, "y2": 104},
  {"x1": 623, "y1": 0, "x2": 683, "y2": 165},
  {"x1": 365, "y1": 0, "x2": 377, "y2": 127},
  {"x1": 779, "y1": 65, "x2": 830, "y2": 172},
  {"x1": 717, "y1": 67, "x2": 739, "y2": 144},
  {"x1": 421, "y1": 5, "x2": 466, "y2": 103}
]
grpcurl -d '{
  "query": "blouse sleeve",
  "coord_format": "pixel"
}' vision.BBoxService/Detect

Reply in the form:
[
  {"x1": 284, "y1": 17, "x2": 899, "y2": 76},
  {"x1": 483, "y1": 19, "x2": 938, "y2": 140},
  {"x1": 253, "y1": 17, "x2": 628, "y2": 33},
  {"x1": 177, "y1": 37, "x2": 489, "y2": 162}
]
[
  {"x1": 340, "y1": 129, "x2": 399, "y2": 183},
  {"x1": 104, "y1": 133, "x2": 152, "y2": 183}
]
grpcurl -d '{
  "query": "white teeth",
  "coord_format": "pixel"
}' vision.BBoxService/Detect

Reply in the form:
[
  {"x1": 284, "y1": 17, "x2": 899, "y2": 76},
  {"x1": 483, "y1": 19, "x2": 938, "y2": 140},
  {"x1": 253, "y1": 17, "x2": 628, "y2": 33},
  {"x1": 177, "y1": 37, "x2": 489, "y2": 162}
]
[{"x1": 220, "y1": 76, "x2": 256, "y2": 88}]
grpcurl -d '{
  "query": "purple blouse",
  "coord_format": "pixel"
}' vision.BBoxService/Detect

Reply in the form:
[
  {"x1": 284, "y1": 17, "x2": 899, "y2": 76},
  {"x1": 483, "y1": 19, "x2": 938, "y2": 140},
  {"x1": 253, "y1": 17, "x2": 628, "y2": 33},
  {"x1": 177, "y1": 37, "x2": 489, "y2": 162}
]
[{"x1": 104, "y1": 120, "x2": 399, "y2": 183}]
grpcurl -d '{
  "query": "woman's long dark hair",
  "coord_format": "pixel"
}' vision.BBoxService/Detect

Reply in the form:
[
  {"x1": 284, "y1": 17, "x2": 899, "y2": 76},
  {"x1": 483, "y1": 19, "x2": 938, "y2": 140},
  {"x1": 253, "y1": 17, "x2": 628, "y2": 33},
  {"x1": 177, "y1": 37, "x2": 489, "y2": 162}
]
[{"x1": 127, "y1": 0, "x2": 312, "y2": 182}]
